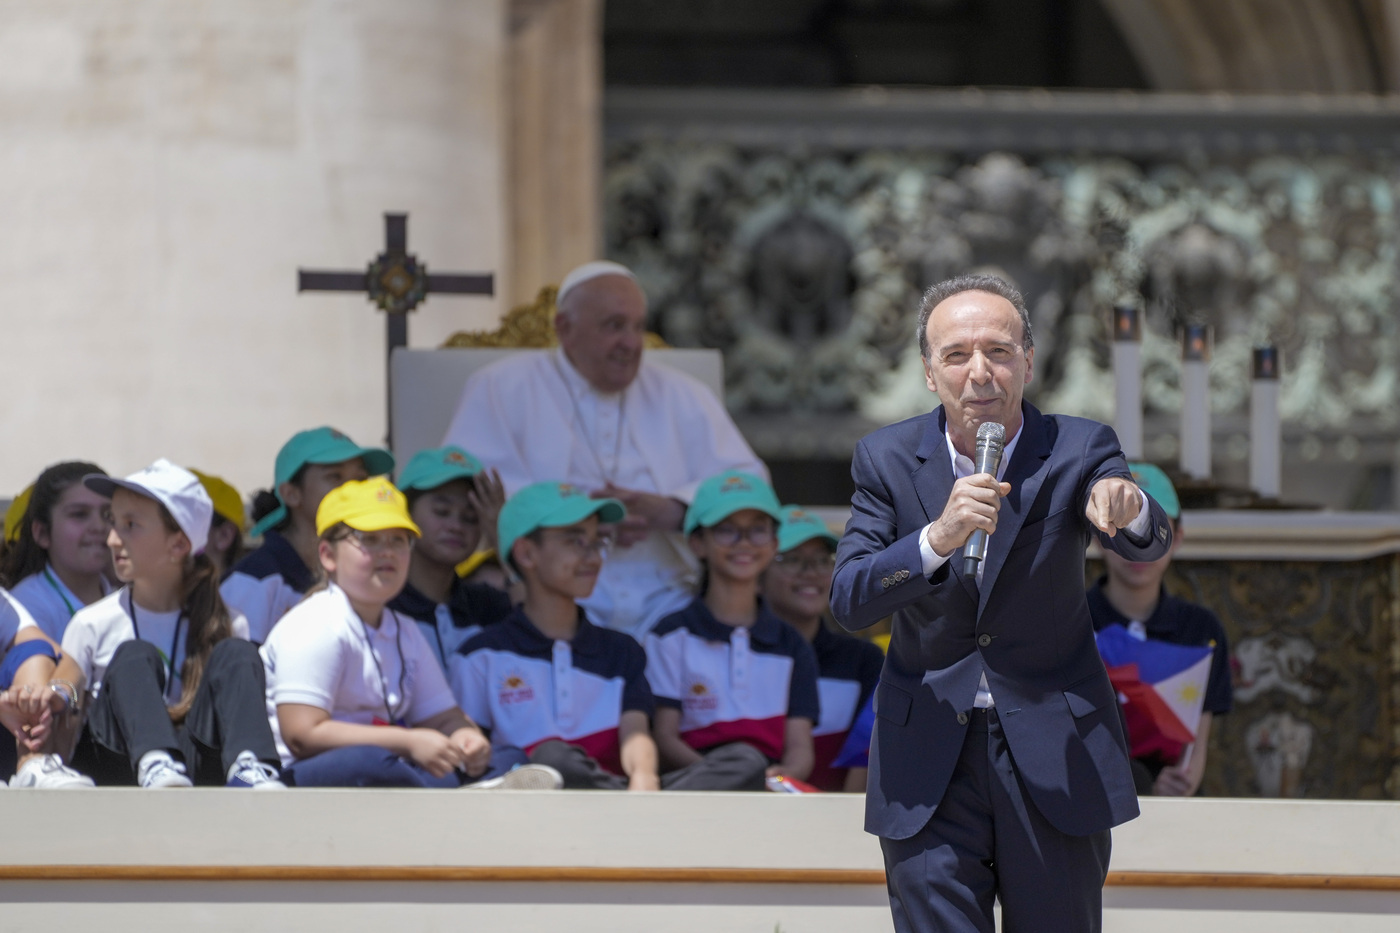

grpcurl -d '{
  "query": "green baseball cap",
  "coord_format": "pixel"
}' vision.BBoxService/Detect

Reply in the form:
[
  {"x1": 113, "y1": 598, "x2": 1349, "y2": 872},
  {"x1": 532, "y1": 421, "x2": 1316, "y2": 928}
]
[
  {"x1": 397, "y1": 445, "x2": 484, "y2": 492},
  {"x1": 777, "y1": 505, "x2": 839, "y2": 553},
  {"x1": 1128, "y1": 462, "x2": 1180, "y2": 519},
  {"x1": 249, "y1": 426, "x2": 395, "y2": 537},
  {"x1": 498, "y1": 482, "x2": 626, "y2": 570},
  {"x1": 683, "y1": 471, "x2": 782, "y2": 536}
]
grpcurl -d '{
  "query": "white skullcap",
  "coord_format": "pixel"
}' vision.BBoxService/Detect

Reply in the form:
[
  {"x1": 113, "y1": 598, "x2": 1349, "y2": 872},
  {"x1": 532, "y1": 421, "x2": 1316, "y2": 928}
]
[{"x1": 556, "y1": 261, "x2": 638, "y2": 308}]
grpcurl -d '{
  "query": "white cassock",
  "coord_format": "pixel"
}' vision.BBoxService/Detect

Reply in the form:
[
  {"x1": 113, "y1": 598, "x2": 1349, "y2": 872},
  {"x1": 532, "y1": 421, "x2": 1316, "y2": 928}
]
[{"x1": 443, "y1": 348, "x2": 767, "y2": 638}]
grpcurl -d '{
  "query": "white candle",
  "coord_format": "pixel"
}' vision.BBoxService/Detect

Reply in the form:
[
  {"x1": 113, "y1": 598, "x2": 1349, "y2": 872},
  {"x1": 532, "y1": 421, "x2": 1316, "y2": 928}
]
[
  {"x1": 1112, "y1": 306, "x2": 1143, "y2": 460},
  {"x1": 1251, "y1": 346, "x2": 1281, "y2": 499},
  {"x1": 1180, "y1": 324, "x2": 1212, "y2": 481}
]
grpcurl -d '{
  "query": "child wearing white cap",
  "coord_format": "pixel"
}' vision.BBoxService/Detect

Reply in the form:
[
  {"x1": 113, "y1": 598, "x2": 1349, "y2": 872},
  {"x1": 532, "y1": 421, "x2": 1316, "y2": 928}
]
[{"x1": 47, "y1": 460, "x2": 283, "y2": 788}]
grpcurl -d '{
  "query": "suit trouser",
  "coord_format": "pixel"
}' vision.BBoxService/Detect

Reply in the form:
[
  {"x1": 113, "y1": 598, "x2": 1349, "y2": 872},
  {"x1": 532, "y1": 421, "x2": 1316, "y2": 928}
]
[
  {"x1": 530, "y1": 739, "x2": 769, "y2": 791},
  {"x1": 880, "y1": 708, "x2": 1111, "y2": 933},
  {"x1": 75, "y1": 638, "x2": 280, "y2": 786}
]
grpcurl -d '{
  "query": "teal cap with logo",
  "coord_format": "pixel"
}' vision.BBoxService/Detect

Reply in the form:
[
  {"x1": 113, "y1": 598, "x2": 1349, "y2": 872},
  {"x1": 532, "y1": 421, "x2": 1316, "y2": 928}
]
[
  {"x1": 249, "y1": 426, "x2": 396, "y2": 538},
  {"x1": 683, "y1": 470, "x2": 783, "y2": 536},
  {"x1": 777, "y1": 505, "x2": 839, "y2": 553},
  {"x1": 397, "y1": 445, "x2": 485, "y2": 493},
  {"x1": 1127, "y1": 462, "x2": 1180, "y2": 520},
  {"x1": 498, "y1": 482, "x2": 627, "y2": 570}
]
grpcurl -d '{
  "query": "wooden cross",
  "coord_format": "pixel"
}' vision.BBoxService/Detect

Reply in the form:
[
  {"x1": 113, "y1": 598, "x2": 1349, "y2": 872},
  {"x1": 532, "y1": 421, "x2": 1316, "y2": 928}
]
[{"x1": 298, "y1": 212, "x2": 494, "y2": 448}]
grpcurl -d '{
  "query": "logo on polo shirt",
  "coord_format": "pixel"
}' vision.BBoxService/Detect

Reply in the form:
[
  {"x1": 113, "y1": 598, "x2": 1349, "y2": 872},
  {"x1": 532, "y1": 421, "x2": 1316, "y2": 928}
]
[
  {"x1": 499, "y1": 672, "x2": 535, "y2": 706},
  {"x1": 683, "y1": 677, "x2": 719, "y2": 712}
]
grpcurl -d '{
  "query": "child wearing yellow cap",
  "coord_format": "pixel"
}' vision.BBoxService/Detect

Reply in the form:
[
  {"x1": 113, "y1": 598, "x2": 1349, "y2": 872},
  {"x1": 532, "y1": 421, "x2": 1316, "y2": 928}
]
[
  {"x1": 388, "y1": 446, "x2": 511, "y2": 673},
  {"x1": 644, "y1": 471, "x2": 820, "y2": 790},
  {"x1": 1, "y1": 463, "x2": 114, "y2": 645},
  {"x1": 261, "y1": 478, "x2": 560, "y2": 789},
  {"x1": 190, "y1": 469, "x2": 248, "y2": 579},
  {"x1": 222, "y1": 427, "x2": 394, "y2": 643}
]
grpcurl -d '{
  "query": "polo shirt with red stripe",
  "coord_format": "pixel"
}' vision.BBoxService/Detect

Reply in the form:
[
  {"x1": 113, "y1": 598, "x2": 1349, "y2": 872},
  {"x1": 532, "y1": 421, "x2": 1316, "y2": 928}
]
[
  {"x1": 450, "y1": 608, "x2": 653, "y2": 775},
  {"x1": 644, "y1": 598, "x2": 820, "y2": 761},
  {"x1": 808, "y1": 624, "x2": 884, "y2": 791}
]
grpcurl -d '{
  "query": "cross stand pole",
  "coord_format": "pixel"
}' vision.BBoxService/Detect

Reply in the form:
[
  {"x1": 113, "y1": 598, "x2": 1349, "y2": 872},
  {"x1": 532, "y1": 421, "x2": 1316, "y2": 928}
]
[{"x1": 297, "y1": 213, "x2": 494, "y2": 451}]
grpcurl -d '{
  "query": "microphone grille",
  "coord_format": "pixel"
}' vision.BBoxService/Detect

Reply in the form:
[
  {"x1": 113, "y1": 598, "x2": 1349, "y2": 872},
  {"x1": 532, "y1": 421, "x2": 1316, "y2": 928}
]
[{"x1": 976, "y1": 422, "x2": 1006, "y2": 445}]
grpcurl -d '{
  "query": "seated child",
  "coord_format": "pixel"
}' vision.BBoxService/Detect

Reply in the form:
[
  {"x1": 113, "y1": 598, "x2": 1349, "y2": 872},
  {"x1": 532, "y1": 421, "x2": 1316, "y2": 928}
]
[
  {"x1": 0, "y1": 587, "x2": 94, "y2": 787},
  {"x1": 262, "y1": 477, "x2": 560, "y2": 790},
  {"x1": 223, "y1": 427, "x2": 394, "y2": 642},
  {"x1": 453, "y1": 482, "x2": 680, "y2": 791},
  {"x1": 1087, "y1": 463, "x2": 1232, "y2": 797},
  {"x1": 390, "y1": 446, "x2": 511, "y2": 672},
  {"x1": 59, "y1": 460, "x2": 282, "y2": 788},
  {"x1": 762, "y1": 506, "x2": 883, "y2": 792},
  {"x1": 191, "y1": 469, "x2": 248, "y2": 578},
  {"x1": 1, "y1": 462, "x2": 114, "y2": 642},
  {"x1": 645, "y1": 471, "x2": 820, "y2": 790}
]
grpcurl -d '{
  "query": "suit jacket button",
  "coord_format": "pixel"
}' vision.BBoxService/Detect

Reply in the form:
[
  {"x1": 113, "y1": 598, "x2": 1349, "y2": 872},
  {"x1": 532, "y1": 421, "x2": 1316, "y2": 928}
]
[
  {"x1": 957, "y1": 712, "x2": 969, "y2": 725},
  {"x1": 977, "y1": 633, "x2": 992, "y2": 647}
]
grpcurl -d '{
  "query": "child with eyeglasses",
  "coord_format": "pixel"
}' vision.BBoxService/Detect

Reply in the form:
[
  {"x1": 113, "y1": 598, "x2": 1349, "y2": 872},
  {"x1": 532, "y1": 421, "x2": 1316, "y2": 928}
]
[
  {"x1": 260, "y1": 478, "x2": 559, "y2": 789},
  {"x1": 762, "y1": 506, "x2": 883, "y2": 792},
  {"x1": 644, "y1": 472, "x2": 820, "y2": 790}
]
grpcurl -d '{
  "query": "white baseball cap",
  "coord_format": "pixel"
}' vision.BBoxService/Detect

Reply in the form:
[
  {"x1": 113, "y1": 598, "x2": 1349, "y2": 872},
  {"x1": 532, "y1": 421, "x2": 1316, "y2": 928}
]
[{"x1": 85, "y1": 459, "x2": 213, "y2": 555}]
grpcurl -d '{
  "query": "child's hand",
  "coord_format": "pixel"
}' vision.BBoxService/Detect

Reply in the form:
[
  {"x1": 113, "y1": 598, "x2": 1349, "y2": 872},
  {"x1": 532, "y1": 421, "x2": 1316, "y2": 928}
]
[
  {"x1": 452, "y1": 726, "x2": 492, "y2": 778},
  {"x1": 467, "y1": 470, "x2": 507, "y2": 550},
  {"x1": 1152, "y1": 764, "x2": 1195, "y2": 797},
  {"x1": 405, "y1": 729, "x2": 468, "y2": 778}
]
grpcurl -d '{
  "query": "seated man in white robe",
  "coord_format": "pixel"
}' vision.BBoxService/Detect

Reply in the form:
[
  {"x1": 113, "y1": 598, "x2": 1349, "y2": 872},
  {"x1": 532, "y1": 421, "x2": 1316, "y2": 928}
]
[{"x1": 442, "y1": 261, "x2": 767, "y2": 638}]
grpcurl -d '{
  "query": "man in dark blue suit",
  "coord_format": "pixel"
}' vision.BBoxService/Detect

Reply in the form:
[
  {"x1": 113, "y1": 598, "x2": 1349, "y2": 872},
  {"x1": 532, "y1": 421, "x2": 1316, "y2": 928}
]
[{"x1": 831, "y1": 274, "x2": 1172, "y2": 932}]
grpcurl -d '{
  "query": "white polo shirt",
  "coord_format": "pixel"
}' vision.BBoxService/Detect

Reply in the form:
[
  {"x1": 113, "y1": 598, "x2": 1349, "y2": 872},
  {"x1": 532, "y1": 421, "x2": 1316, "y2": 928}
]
[
  {"x1": 260, "y1": 584, "x2": 458, "y2": 766},
  {"x1": 61, "y1": 588, "x2": 251, "y2": 704},
  {"x1": 1, "y1": 587, "x2": 38, "y2": 651}
]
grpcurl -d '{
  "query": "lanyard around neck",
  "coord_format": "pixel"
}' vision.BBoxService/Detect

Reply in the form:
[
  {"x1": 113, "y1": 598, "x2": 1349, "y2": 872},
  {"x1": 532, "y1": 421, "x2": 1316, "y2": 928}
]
[
  {"x1": 43, "y1": 567, "x2": 79, "y2": 619},
  {"x1": 125, "y1": 588, "x2": 184, "y2": 702},
  {"x1": 551, "y1": 351, "x2": 627, "y2": 485}
]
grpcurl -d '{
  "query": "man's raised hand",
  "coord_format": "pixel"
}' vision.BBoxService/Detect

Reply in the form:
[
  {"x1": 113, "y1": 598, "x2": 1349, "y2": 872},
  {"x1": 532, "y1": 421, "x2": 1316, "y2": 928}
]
[
  {"x1": 1086, "y1": 477, "x2": 1143, "y2": 538},
  {"x1": 926, "y1": 473, "x2": 1010, "y2": 558}
]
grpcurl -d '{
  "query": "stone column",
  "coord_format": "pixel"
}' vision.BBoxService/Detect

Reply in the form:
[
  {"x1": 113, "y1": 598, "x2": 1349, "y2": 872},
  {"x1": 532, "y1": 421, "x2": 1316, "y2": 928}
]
[{"x1": 507, "y1": 0, "x2": 603, "y2": 306}]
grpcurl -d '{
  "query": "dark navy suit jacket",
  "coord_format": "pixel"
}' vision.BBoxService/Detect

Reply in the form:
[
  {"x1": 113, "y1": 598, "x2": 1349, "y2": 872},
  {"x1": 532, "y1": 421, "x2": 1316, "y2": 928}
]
[{"x1": 830, "y1": 402, "x2": 1172, "y2": 841}]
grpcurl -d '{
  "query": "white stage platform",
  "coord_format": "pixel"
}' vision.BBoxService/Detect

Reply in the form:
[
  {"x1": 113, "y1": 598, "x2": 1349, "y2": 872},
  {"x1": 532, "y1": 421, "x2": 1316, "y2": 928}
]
[{"x1": 2, "y1": 791, "x2": 1398, "y2": 931}]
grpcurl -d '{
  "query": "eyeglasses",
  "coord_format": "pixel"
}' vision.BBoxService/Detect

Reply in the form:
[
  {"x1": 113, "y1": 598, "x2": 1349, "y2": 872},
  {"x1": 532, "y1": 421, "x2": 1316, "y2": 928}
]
[
  {"x1": 771, "y1": 551, "x2": 836, "y2": 574},
  {"x1": 338, "y1": 529, "x2": 415, "y2": 554},
  {"x1": 544, "y1": 530, "x2": 614, "y2": 560},
  {"x1": 706, "y1": 523, "x2": 775, "y2": 547}
]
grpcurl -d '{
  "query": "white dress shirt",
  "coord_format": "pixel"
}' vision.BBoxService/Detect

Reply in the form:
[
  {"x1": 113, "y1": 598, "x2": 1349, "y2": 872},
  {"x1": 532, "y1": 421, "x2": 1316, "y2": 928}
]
[{"x1": 916, "y1": 425, "x2": 1152, "y2": 708}]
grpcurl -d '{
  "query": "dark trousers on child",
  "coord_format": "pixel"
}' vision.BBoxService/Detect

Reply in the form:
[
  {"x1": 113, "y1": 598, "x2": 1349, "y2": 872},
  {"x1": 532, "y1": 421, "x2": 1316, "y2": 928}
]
[
  {"x1": 281, "y1": 743, "x2": 531, "y2": 787},
  {"x1": 530, "y1": 739, "x2": 769, "y2": 791},
  {"x1": 72, "y1": 638, "x2": 280, "y2": 786}
]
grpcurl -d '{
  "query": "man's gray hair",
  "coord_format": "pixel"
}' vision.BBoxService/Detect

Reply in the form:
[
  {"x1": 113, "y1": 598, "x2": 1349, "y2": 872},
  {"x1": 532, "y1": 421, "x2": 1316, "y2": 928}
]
[{"x1": 916, "y1": 273, "x2": 1034, "y2": 360}]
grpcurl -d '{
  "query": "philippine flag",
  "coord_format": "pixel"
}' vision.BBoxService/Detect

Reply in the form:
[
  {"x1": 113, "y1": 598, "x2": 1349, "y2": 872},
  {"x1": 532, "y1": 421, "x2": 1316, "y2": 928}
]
[{"x1": 1095, "y1": 624, "x2": 1213, "y2": 764}]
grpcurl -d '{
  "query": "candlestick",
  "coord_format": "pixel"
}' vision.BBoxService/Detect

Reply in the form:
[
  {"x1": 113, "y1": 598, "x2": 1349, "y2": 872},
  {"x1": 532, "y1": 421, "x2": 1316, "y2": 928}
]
[
  {"x1": 1111, "y1": 306, "x2": 1143, "y2": 460},
  {"x1": 1251, "y1": 346, "x2": 1281, "y2": 499},
  {"x1": 1180, "y1": 323, "x2": 1212, "y2": 481}
]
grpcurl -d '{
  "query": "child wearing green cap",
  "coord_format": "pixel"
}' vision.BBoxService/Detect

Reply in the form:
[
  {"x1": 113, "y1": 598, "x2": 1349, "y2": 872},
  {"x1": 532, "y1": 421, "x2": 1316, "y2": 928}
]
[
  {"x1": 1087, "y1": 462, "x2": 1233, "y2": 798},
  {"x1": 644, "y1": 471, "x2": 820, "y2": 789},
  {"x1": 390, "y1": 446, "x2": 511, "y2": 673},
  {"x1": 762, "y1": 506, "x2": 884, "y2": 793},
  {"x1": 452, "y1": 482, "x2": 668, "y2": 790},
  {"x1": 222, "y1": 427, "x2": 394, "y2": 643}
]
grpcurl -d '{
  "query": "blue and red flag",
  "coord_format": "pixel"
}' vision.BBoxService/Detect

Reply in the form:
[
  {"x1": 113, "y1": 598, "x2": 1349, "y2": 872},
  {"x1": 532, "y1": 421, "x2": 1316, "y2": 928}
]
[
  {"x1": 831, "y1": 695, "x2": 875, "y2": 769},
  {"x1": 1095, "y1": 623, "x2": 1213, "y2": 764}
]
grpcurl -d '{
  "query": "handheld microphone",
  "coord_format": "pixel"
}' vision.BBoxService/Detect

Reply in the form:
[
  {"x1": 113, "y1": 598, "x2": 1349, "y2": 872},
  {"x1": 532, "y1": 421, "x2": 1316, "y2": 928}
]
[{"x1": 963, "y1": 421, "x2": 1007, "y2": 578}]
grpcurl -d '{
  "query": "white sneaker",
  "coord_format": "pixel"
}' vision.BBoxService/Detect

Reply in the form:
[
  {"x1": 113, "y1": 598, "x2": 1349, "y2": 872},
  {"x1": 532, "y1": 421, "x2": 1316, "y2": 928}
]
[
  {"x1": 225, "y1": 750, "x2": 285, "y2": 790},
  {"x1": 464, "y1": 763, "x2": 563, "y2": 791},
  {"x1": 10, "y1": 754, "x2": 95, "y2": 789},
  {"x1": 137, "y1": 751, "x2": 193, "y2": 789}
]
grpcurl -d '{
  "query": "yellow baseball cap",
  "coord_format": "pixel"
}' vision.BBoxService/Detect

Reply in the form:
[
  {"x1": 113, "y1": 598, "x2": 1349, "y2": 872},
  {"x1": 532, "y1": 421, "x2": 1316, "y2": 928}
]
[
  {"x1": 4, "y1": 484, "x2": 34, "y2": 544},
  {"x1": 190, "y1": 469, "x2": 247, "y2": 532},
  {"x1": 316, "y1": 477, "x2": 422, "y2": 538}
]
